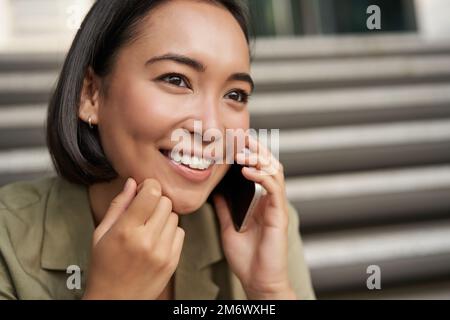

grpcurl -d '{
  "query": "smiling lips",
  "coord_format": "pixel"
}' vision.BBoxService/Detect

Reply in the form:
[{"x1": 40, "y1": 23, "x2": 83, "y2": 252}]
[{"x1": 160, "y1": 149, "x2": 215, "y2": 182}]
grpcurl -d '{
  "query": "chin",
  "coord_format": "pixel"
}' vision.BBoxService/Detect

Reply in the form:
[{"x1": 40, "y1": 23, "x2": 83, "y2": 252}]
[{"x1": 171, "y1": 197, "x2": 207, "y2": 215}]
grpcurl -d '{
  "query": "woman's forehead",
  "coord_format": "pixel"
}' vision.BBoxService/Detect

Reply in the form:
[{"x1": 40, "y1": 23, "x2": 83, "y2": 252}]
[{"x1": 128, "y1": 0, "x2": 250, "y2": 69}]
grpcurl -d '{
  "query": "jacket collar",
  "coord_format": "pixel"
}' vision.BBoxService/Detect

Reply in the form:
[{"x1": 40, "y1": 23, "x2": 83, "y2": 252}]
[
  {"x1": 41, "y1": 177, "x2": 224, "y2": 299},
  {"x1": 41, "y1": 177, "x2": 94, "y2": 272},
  {"x1": 176, "y1": 202, "x2": 224, "y2": 299}
]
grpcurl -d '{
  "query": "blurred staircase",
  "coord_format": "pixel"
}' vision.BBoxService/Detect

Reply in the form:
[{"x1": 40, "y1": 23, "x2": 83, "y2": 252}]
[{"x1": 1, "y1": 33, "x2": 449, "y2": 299}]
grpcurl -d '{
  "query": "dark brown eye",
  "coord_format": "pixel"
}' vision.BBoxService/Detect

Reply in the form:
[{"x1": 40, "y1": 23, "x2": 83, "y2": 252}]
[
  {"x1": 225, "y1": 90, "x2": 249, "y2": 103},
  {"x1": 160, "y1": 74, "x2": 189, "y2": 88}
]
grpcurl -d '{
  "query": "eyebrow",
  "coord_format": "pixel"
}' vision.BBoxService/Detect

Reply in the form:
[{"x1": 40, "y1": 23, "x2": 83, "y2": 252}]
[{"x1": 145, "y1": 53, "x2": 254, "y2": 92}]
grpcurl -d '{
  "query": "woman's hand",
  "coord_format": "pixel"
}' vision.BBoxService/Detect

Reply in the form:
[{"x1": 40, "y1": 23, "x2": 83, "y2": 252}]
[
  {"x1": 83, "y1": 178, "x2": 185, "y2": 300},
  {"x1": 213, "y1": 135, "x2": 296, "y2": 300}
]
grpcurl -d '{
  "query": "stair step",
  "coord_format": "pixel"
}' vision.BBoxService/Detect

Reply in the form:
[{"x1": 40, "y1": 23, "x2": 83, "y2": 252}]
[
  {"x1": 0, "y1": 148, "x2": 53, "y2": 186},
  {"x1": 252, "y1": 55, "x2": 450, "y2": 92},
  {"x1": 287, "y1": 165, "x2": 450, "y2": 229},
  {"x1": 303, "y1": 218, "x2": 450, "y2": 292},
  {"x1": 0, "y1": 105, "x2": 47, "y2": 148},
  {"x1": 250, "y1": 83, "x2": 450, "y2": 129},
  {"x1": 0, "y1": 52, "x2": 63, "y2": 71},
  {"x1": 279, "y1": 119, "x2": 450, "y2": 175},
  {"x1": 0, "y1": 71, "x2": 57, "y2": 104},
  {"x1": 320, "y1": 278, "x2": 450, "y2": 299},
  {"x1": 0, "y1": 148, "x2": 52, "y2": 172},
  {"x1": 254, "y1": 34, "x2": 450, "y2": 61}
]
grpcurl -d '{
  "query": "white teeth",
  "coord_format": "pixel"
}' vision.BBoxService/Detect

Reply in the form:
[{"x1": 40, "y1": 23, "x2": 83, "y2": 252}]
[
  {"x1": 192, "y1": 156, "x2": 200, "y2": 169},
  {"x1": 168, "y1": 150, "x2": 213, "y2": 170},
  {"x1": 181, "y1": 154, "x2": 191, "y2": 165},
  {"x1": 172, "y1": 151, "x2": 182, "y2": 163}
]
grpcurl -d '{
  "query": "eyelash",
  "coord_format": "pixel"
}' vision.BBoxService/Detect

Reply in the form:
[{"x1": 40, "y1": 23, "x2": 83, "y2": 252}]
[{"x1": 157, "y1": 72, "x2": 251, "y2": 104}]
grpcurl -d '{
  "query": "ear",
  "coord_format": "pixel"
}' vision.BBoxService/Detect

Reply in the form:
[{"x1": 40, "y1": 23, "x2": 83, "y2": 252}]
[{"x1": 78, "y1": 67, "x2": 101, "y2": 126}]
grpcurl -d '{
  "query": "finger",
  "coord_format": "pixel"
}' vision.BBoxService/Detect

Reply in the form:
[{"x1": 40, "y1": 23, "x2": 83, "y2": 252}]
[
  {"x1": 244, "y1": 135, "x2": 282, "y2": 176},
  {"x1": 122, "y1": 178, "x2": 162, "y2": 226},
  {"x1": 245, "y1": 134, "x2": 271, "y2": 158},
  {"x1": 213, "y1": 194, "x2": 234, "y2": 233},
  {"x1": 241, "y1": 167, "x2": 284, "y2": 208},
  {"x1": 242, "y1": 167, "x2": 289, "y2": 226},
  {"x1": 236, "y1": 152, "x2": 273, "y2": 172},
  {"x1": 95, "y1": 178, "x2": 136, "y2": 243},
  {"x1": 170, "y1": 227, "x2": 185, "y2": 264},
  {"x1": 145, "y1": 196, "x2": 172, "y2": 237},
  {"x1": 159, "y1": 212, "x2": 179, "y2": 246}
]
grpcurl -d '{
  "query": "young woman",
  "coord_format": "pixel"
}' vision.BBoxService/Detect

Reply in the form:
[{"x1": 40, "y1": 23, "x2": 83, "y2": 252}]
[{"x1": 0, "y1": 0, "x2": 315, "y2": 300}]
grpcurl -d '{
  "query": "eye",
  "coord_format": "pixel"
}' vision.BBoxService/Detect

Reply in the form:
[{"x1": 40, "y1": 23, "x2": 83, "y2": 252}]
[
  {"x1": 225, "y1": 90, "x2": 250, "y2": 104},
  {"x1": 159, "y1": 73, "x2": 190, "y2": 88}
]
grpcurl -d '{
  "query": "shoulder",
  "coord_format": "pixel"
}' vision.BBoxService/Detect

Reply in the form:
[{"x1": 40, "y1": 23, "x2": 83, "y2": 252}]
[
  {"x1": 0, "y1": 176, "x2": 58, "y2": 237},
  {"x1": 0, "y1": 176, "x2": 57, "y2": 211}
]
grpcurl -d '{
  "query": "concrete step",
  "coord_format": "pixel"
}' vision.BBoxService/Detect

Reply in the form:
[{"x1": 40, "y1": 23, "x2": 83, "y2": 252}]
[
  {"x1": 252, "y1": 55, "x2": 450, "y2": 92},
  {"x1": 0, "y1": 148, "x2": 53, "y2": 186},
  {"x1": 0, "y1": 52, "x2": 63, "y2": 71},
  {"x1": 0, "y1": 71, "x2": 57, "y2": 104},
  {"x1": 320, "y1": 278, "x2": 450, "y2": 299},
  {"x1": 279, "y1": 119, "x2": 450, "y2": 175},
  {"x1": 254, "y1": 34, "x2": 450, "y2": 61},
  {"x1": 250, "y1": 83, "x2": 450, "y2": 129},
  {"x1": 303, "y1": 218, "x2": 450, "y2": 292},
  {"x1": 287, "y1": 165, "x2": 450, "y2": 229},
  {"x1": 0, "y1": 105, "x2": 47, "y2": 148}
]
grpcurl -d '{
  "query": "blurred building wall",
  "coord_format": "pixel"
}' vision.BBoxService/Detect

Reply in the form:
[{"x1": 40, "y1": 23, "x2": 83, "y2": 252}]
[{"x1": 415, "y1": 0, "x2": 450, "y2": 39}]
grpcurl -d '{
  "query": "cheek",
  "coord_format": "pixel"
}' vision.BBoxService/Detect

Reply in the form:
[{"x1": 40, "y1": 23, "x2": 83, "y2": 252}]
[
  {"x1": 100, "y1": 81, "x2": 178, "y2": 143},
  {"x1": 223, "y1": 108, "x2": 250, "y2": 131}
]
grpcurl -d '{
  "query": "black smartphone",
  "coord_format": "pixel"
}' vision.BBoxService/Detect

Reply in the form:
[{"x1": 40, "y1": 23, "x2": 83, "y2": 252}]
[{"x1": 210, "y1": 164, "x2": 264, "y2": 232}]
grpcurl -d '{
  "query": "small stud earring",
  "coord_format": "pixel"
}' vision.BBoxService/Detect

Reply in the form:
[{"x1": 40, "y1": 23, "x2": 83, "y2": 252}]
[{"x1": 88, "y1": 116, "x2": 94, "y2": 129}]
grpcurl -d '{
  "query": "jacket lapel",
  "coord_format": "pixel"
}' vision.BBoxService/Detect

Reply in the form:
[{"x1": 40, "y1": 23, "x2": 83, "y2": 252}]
[
  {"x1": 175, "y1": 202, "x2": 224, "y2": 299},
  {"x1": 41, "y1": 177, "x2": 94, "y2": 272}
]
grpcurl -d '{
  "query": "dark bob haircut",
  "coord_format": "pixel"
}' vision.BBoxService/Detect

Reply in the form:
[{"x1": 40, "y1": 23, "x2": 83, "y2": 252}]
[{"x1": 46, "y1": 0, "x2": 251, "y2": 186}]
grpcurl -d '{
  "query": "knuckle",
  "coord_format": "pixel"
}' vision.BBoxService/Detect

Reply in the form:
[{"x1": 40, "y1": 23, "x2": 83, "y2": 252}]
[
  {"x1": 109, "y1": 197, "x2": 122, "y2": 208},
  {"x1": 151, "y1": 248, "x2": 169, "y2": 267},
  {"x1": 114, "y1": 226, "x2": 130, "y2": 243}
]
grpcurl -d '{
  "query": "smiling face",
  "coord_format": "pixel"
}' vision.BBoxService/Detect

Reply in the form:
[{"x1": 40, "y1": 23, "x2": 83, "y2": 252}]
[{"x1": 81, "y1": 0, "x2": 252, "y2": 214}]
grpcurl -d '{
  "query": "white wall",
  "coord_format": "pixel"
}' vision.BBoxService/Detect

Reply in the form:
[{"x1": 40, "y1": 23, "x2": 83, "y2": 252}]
[
  {"x1": 0, "y1": 0, "x2": 94, "y2": 51},
  {"x1": 0, "y1": 0, "x2": 12, "y2": 47},
  {"x1": 415, "y1": 0, "x2": 450, "y2": 39}
]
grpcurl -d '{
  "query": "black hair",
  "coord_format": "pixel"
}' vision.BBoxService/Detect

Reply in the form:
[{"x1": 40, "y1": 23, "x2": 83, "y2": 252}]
[{"x1": 46, "y1": 0, "x2": 251, "y2": 186}]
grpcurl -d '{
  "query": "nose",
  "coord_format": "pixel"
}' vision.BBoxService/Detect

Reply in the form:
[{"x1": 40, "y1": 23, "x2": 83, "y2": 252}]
[{"x1": 185, "y1": 96, "x2": 223, "y2": 135}]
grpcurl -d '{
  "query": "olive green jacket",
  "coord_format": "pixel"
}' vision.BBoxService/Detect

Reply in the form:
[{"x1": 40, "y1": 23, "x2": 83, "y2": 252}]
[{"x1": 0, "y1": 176, "x2": 315, "y2": 300}]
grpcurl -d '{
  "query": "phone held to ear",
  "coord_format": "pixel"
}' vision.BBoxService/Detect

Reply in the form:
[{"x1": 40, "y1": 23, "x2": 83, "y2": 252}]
[{"x1": 210, "y1": 164, "x2": 264, "y2": 232}]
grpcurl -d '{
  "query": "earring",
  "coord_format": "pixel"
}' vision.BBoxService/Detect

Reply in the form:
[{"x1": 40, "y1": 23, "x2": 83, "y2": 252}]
[{"x1": 88, "y1": 116, "x2": 94, "y2": 129}]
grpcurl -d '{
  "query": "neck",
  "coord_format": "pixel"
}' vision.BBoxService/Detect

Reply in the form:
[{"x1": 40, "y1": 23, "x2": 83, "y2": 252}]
[{"x1": 88, "y1": 177, "x2": 128, "y2": 227}]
